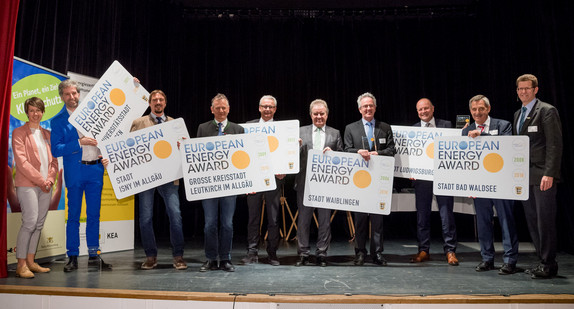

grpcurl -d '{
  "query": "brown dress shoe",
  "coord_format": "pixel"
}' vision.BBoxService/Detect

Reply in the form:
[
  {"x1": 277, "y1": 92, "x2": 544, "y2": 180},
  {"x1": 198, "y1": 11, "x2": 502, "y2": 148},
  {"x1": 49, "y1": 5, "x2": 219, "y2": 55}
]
[
  {"x1": 410, "y1": 251, "x2": 430, "y2": 263},
  {"x1": 28, "y1": 263, "x2": 51, "y2": 273},
  {"x1": 141, "y1": 256, "x2": 158, "y2": 270},
  {"x1": 173, "y1": 256, "x2": 187, "y2": 270},
  {"x1": 446, "y1": 252, "x2": 459, "y2": 266},
  {"x1": 16, "y1": 265, "x2": 35, "y2": 279}
]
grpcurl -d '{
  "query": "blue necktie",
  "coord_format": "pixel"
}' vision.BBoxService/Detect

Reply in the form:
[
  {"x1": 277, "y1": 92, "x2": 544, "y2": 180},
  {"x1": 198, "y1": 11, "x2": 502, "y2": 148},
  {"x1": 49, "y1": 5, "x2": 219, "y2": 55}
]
[
  {"x1": 518, "y1": 106, "x2": 527, "y2": 132},
  {"x1": 366, "y1": 122, "x2": 374, "y2": 150},
  {"x1": 218, "y1": 122, "x2": 224, "y2": 136},
  {"x1": 156, "y1": 116, "x2": 162, "y2": 124}
]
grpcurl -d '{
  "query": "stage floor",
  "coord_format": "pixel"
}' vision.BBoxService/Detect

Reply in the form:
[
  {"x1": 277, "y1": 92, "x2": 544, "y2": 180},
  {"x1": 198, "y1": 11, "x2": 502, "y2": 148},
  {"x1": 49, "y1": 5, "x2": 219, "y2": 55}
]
[{"x1": 1, "y1": 238, "x2": 573, "y2": 300}]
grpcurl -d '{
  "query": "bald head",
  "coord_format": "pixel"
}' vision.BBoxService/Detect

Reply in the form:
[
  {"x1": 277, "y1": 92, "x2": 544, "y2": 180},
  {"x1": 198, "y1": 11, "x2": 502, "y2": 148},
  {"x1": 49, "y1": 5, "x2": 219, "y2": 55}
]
[{"x1": 416, "y1": 98, "x2": 435, "y2": 123}]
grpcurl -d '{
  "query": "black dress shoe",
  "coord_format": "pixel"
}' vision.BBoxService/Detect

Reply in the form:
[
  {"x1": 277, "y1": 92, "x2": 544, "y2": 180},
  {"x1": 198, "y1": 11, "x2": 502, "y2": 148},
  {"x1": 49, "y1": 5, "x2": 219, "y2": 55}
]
[
  {"x1": 219, "y1": 260, "x2": 235, "y2": 272},
  {"x1": 475, "y1": 260, "x2": 495, "y2": 272},
  {"x1": 295, "y1": 256, "x2": 309, "y2": 267},
  {"x1": 498, "y1": 263, "x2": 517, "y2": 275},
  {"x1": 316, "y1": 256, "x2": 327, "y2": 267},
  {"x1": 354, "y1": 253, "x2": 365, "y2": 266},
  {"x1": 199, "y1": 260, "x2": 218, "y2": 272},
  {"x1": 268, "y1": 253, "x2": 280, "y2": 266},
  {"x1": 88, "y1": 256, "x2": 113, "y2": 270},
  {"x1": 530, "y1": 264, "x2": 558, "y2": 279},
  {"x1": 240, "y1": 254, "x2": 258, "y2": 265},
  {"x1": 373, "y1": 253, "x2": 388, "y2": 266},
  {"x1": 63, "y1": 256, "x2": 78, "y2": 272}
]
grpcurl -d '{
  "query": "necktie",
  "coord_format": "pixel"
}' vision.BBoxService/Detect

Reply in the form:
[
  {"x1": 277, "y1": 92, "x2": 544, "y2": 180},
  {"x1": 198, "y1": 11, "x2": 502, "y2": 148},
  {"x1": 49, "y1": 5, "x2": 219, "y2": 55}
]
[
  {"x1": 314, "y1": 127, "x2": 322, "y2": 150},
  {"x1": 156, "y1": 116, "x2": 162, "y2": 124},
  {"x1": 478, "y1": 125, "x2": 485, "y2": 133},
  {"x1": 518, "y1": 106, "x2": 527, "y2": 132},
  {"x1": 218, "y1": 122, "x2": 224, "y2": 136},
  {"x1": 366, "y1": 122, "x2": 374, "y2": 150},
  {"x1": 425, "y1": 122, "x2": 433, "y2": 128}
]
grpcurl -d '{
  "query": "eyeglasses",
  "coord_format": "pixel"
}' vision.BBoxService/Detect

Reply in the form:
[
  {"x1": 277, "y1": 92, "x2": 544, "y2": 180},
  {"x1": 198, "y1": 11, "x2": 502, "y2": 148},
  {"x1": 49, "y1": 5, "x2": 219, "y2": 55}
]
[
  {"x1": 517, "y1": 87, "x2": 534, "y2": 92},
  {"x1": 260, "y1": 105, "x2": 276, "y2": 109}
]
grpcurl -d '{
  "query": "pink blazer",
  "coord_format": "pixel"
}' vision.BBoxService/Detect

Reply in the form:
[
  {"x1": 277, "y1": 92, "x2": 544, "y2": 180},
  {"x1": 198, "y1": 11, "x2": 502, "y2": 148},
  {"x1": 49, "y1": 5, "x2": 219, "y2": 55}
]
[{"x1": 12, "y1": 122, "x2": 59, "y2": 187}]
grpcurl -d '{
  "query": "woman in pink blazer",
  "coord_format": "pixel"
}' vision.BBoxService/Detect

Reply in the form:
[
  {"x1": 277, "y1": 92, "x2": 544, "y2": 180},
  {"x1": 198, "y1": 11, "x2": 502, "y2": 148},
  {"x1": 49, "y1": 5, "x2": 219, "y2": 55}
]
[{"x1": 12, "y1": 97, "x2": 58, "y2": 278}]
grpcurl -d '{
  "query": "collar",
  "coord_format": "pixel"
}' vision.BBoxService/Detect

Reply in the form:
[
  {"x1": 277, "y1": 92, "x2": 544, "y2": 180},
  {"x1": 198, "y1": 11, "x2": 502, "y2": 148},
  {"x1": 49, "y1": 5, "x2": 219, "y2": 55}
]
[
  {"x1": 522, "y1": 98, "x2": 537, "y2": 116},
  {"x1": 421, "y1": 117, "x2": 436, "y2": 127},
  {"x1": 312, "y1": 124, "x2": 324, "y2": 132},
  {"x1": 215, "y1": 119, "x2": 228, "y2": 128},
  {"x1": 474, "y1": 116, "x2": 491, "y2": 128},
  {"x1": 361, "y1": 118, "x2": 375, "y2": 127}
]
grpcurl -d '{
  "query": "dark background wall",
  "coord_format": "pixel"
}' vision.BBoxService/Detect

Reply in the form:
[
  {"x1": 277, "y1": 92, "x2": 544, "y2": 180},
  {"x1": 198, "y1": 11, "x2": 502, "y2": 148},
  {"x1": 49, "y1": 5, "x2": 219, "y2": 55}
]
[{"x1": 14, "y1": 0, "x2": 574, "y2": 252}]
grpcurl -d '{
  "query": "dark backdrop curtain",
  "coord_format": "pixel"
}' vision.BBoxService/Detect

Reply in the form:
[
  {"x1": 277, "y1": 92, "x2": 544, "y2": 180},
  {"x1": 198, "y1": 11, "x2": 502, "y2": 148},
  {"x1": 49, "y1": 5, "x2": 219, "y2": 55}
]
[
  {"x1": 1, "y1": 0, "x2": 20, "y2": 278},
  {"x1": 13, "y1": 0, "x2": 574, "y2": 252}
]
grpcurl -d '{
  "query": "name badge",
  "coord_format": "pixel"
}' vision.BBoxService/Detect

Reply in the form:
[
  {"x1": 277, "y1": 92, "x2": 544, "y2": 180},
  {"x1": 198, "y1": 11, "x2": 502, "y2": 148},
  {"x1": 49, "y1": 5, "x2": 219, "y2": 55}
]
[
  {"x1": 528, "y1": 126, "x2": 538, "y2": 133},
  {"x1": 379, "y1": 138, "x2": 386, "y2": 144},
  {"x1": 490, "y1": 130, "x2": 498, "y2": 135}
]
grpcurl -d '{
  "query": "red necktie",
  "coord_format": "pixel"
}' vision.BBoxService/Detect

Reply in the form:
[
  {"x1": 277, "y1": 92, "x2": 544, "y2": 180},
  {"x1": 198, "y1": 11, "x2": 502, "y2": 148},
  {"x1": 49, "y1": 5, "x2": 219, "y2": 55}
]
[{"x1": 478, "y1": 125, "x2": 485, "y2": 133}]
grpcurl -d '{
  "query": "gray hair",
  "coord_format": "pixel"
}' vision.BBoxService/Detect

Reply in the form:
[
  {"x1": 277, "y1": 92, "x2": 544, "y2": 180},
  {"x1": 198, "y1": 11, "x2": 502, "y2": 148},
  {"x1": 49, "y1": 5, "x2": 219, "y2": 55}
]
[
  {"x1": 357, "y1": 92, "x2": 377, "y2": 108},
  {"x1": 58, "y1": 79, "x2": 79, "y2": 97},
  {"x1": 211, "y1": 93, "x2": 229, "y2": 106},
  {"x1": 309, "y1": 99, "x2": 329, "y2": 115},
  {"x1": 259, "y1": 95, "x2": 277, "y2": 106},
  {"x1": 468, "y1": 94, "x2": 490, "y2": 109}
]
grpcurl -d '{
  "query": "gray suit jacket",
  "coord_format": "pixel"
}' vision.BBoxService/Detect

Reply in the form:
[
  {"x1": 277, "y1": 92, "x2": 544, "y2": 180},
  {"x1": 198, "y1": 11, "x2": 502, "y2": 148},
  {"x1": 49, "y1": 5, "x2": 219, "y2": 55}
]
[
  {"x1": 462, "y1": 117, "x2": 512, "y2": 136},
  {"x1": 513, "y1": 99, "x2": 562, "y2": 184},
  {"x1": 294, "y1": 124, "x2": 343, "y2": 191},
  {"x1": 344, "y1": 119, "x2": 396, "y2": 156}
]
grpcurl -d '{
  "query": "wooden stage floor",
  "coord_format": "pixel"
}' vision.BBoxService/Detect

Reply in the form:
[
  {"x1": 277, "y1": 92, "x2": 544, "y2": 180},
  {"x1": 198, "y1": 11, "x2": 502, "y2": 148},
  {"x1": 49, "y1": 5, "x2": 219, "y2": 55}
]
[{"x1": 1, "y1": 239, "x2": 573, "y2": 304}]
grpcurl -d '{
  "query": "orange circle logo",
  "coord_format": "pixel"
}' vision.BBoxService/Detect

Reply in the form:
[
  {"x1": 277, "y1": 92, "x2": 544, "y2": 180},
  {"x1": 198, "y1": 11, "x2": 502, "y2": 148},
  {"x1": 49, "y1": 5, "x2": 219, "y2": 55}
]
[
  {"x1": 267, "y1": 136, "x2": 279, "y2": 152},
  {"x1": 483, "y1": 153, "x2": 504, "y2": 173},
  {"x1": 232, "y1": 150, "x2": 250, "y2": 169},
  {"x1": 110, "y1": 88, "x2": 126, "y2": 106},
  {"x1": 153, "y1": 140, "x2": 172, "y2": 159},
  {"x1": 353, "y1": 170, "x2": 372, "y2": 189},
  {"x1": 426, "y1": 142, "x2": 435, "y2": 159}
]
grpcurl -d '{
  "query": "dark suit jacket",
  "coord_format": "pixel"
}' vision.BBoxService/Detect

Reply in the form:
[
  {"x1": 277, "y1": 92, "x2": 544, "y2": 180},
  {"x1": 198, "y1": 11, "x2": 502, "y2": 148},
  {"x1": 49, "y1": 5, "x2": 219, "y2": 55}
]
[
  {"x1": 196, "y1": 119, "x2": 244, "y2": 137},
  {"x1": 413, "y1": 118, "x2": 452, "y2": 129},
  {"x1": 50, "y1": 106, "x2": 83, "y2": 185},
  {"x1": 513, "y1": 100, "x2": 562, "y2": 184},
  {"x1": 462, "y1": 117, "x2": 511, "y2": 136},
  {"x1": 294, "y1": 124, "x2": 343, "y2": 191},
  {"x1": 344, "y1": 119, "x2": 396, "y2": 156}
]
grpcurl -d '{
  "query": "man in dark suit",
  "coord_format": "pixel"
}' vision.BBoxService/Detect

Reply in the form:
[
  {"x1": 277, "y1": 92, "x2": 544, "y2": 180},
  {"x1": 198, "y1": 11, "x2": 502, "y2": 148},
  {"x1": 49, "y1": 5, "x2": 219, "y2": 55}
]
[
  {"x1": 463, "y1": 95, "x2": 519, "y2": 275},
  {"x1": 513, "y1": 74, "x2": 563, "y2": 279},
  {"x1": 241, "y1": 95, "x2": 284, "y2": 266},
  {"x1": 343, "y1": 92, "x2": 395, "y2": 266},
  {"x1": 410, "y1": 98, "x2": 459, "y2": 266},
  {"x1": 196, "y1": 93, "x2": 244, "y2": 273},
  {"x1": 51, "y1": 79, "x2": 111, "y2": 272},
  {"x1": 294, "y1": 99, "x2": 343, "y2": 267}
]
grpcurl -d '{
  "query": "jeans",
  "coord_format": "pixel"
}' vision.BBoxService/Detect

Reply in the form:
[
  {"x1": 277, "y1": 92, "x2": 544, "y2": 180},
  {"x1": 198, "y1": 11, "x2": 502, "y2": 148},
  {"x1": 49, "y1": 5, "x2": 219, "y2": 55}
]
[
  {"x1": 138, "y1": 182, "x2": 184, "y2": 257},
  {"x1": 202, "y1": 195, "x2": 236, "y2": 261}
]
